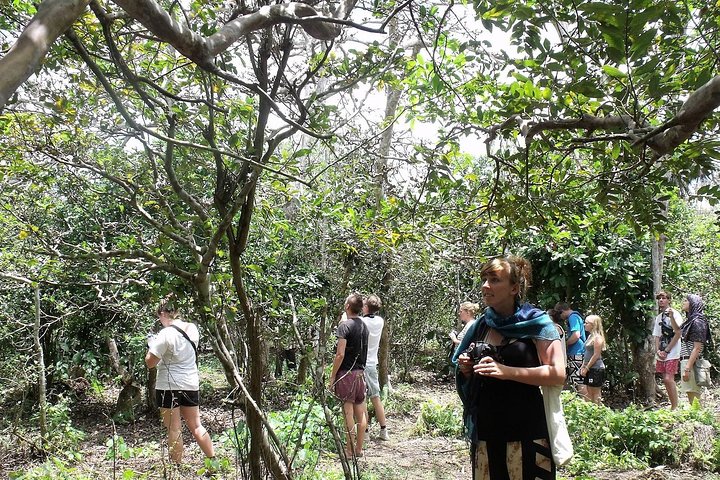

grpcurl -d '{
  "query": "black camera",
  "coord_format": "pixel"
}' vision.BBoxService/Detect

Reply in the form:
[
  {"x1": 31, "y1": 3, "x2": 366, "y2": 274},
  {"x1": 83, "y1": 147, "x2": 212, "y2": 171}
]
[{"x1": 464, "y1": 341, "x2": 501, "y2": 364}]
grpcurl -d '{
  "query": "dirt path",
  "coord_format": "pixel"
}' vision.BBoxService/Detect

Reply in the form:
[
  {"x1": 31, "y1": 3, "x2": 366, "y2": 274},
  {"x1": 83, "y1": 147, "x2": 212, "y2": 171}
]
[{"x1": 328, "y1": 374, "x2": 471, "y2": 480}]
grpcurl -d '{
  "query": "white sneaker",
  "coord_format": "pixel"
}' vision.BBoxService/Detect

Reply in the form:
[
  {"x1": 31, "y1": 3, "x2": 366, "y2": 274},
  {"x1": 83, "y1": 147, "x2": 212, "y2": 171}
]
[{"x1": 378, "y1": 427, "x2": 389, "y2": 441}]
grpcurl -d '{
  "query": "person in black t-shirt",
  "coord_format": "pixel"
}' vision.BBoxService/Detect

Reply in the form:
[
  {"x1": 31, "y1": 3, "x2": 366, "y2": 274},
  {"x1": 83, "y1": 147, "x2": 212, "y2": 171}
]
[{"x1": 329, "y1": 292, "x2": 369, "y2": 458}]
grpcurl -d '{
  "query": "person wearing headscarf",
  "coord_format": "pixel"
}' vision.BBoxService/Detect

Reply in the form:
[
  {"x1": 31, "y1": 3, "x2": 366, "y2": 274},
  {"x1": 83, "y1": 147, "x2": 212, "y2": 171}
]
[
  {"x1": 453, "y1": 256, "x2": 565, "y2": 480},
  {"x1": 679, "y1": 293, "x2": 710, "y2": 405}
]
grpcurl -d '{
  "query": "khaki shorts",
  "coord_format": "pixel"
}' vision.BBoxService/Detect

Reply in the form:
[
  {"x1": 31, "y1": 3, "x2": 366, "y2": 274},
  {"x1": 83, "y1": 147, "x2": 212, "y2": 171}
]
[
  {"x1": 364, "y1": 364, "x2": 381, "y2": 398},
  {"x1": 680, "y1": 359, "x2": 701, "y2": 394}
]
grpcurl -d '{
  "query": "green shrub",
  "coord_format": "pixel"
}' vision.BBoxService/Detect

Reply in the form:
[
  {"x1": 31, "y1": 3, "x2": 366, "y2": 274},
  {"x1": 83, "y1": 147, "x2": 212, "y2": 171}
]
[
  {"x1": 219, "y1": 392, "x2": 338, "y2": 472},
  {"x1": 268, "y1": 395, "x2": 337, "y2": 459},
  {"x1": 29, "y1": 397, "x2": 86, "y2": 458},
  {"x1": 381, "y1": 383, "x2": 420, "y2": 416},
  {"x1": 10, "y1": 457, "x2": 91, "y2": 480},
  {"x1": 563, "y1": 391, "x2": 720, "y2": 475},
  {"x1": 414, "y1": 399, "x2": 463, "y2": 437},
  {"x1": 104, "y1": 434, "x2": 154, "y2": 461}
]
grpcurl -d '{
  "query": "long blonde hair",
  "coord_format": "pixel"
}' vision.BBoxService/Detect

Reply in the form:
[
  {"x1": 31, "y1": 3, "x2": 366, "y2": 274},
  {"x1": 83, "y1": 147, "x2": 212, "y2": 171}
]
[{"x1": 585, "y1": 314, "x2": 607, "y2": 351}]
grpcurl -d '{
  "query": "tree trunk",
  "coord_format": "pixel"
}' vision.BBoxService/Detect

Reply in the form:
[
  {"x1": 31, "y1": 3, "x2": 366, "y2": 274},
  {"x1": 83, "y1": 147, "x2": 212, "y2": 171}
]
[
  {"x1": 0, "y1": 0, "x2": 90, "y2": 111},
  {"x1": 107, "y1": 337, "x2": 143, "y2": 421},
  {"x1": 146, "y1": 367, "x2": 158, "y2": 413},
  {"x1": 228, "y1": 230, "x2": 291, "y2": 480},
  {"x1": 638, "y1": 228, "x2": 667, "y2": 404},
  {"x1": 377, "y1": 262, "x2": 392, "y2": 390},
  {"x1": 371, "y1": 19, "x2": 421, "y2": 392},
  {"x1": 33, "y1": 285, "x2": 48, "y2": 447}
]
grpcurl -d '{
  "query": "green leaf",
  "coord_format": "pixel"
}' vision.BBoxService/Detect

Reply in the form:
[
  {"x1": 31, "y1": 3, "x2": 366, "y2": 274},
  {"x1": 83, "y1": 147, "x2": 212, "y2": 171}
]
[{"x1": 602, "y1": 65, "x2": 627, "y2": 79}]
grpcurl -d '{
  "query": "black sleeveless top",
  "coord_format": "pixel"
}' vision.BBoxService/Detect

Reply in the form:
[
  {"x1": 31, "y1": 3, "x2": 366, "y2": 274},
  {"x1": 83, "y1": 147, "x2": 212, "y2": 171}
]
[{"x1": 465, "y1": 326, "x2": 549, "y2": 442}]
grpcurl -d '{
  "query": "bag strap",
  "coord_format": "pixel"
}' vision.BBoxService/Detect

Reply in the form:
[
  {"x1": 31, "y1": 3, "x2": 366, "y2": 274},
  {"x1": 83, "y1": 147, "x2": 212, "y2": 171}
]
[
  {"x1": 472, "y1": 317, "x2": 490, "y2": 343},
  {"x1": 169, "y1": 324, "x2": 198, "y2": 363}
]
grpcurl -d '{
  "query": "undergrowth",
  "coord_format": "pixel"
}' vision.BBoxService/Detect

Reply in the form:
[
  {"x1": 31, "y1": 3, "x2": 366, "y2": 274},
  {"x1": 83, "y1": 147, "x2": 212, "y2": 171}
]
[{"x1": 563, "y1": 391, "x2": 720, "y2": 474}]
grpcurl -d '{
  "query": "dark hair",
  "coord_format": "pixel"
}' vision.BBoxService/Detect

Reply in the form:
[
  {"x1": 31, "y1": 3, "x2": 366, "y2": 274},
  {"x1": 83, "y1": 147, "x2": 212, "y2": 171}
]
[
  {"x1": 547, "y1": 308, "x2": 562, "y2": 324},
  {"x1": 157, "y1": 295, "x2": 178, "y2": 316},
  {"x1": 554, "y1": 301, "x2": 571, "y2": 312},
  {"x1": 364, "y1": 294, "x2": 382, "y2": 314},
  {"x1": 345, "y1": 292, "x2": 364, "y2": 315}
]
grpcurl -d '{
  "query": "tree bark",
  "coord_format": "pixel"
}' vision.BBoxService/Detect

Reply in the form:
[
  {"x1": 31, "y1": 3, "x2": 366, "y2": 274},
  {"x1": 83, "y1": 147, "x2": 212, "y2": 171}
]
[
  {"x1": 33, "y1": 285, "x2": 48, "y2": 448},
  {"x1": 0, "y1": 0, "x2": 90, "y2": 111},
  {"x1": 227, "y1": 191, "x2": 291, "y2": 479},
  {"x1": 0, "y1": 0, "x2": 361, "y2": 111},
  {"x1": 642, "y1": 216, "x2": 667, "y2": 404}
]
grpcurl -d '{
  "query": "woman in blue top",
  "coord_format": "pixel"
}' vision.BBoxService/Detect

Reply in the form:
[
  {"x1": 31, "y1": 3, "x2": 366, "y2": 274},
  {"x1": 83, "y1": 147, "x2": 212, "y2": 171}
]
[{"x1": 455, "y1": 255, "x2": 566, "y2": 480}]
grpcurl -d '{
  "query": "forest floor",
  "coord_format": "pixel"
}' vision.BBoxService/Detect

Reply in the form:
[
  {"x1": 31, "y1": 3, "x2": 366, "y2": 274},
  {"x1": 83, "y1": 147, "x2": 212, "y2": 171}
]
[{"x1": 2, "y1": 367, "x2": 720, "y2": 480}]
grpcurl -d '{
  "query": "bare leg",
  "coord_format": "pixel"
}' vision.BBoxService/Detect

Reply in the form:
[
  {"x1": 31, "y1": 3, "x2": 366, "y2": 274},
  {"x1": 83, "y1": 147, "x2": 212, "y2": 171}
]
[
  {"x1": 180, "y1": 405, "x2": 215, "y2": 458},
  {"x1": 663, "y1": 372, "x2": 678, "y2": 410},
  {"x1": 341, "y1": 401, "x2": 357, "y2": 455},
  {"x1": 160, "y1": 407, "x2": 183, "y2": 463},
  {"x1": 370, "y1": 396, "x2": 386, "y2": 427},
  {"x1": 577, "y1": 384, "x2": 590, "y2": 402},
  {"x1": 587, "y1": 386, "x2": 602, "y2": 405},
  {"x1": 353, "y1": 402, "x2": 367, "y2": 455}
]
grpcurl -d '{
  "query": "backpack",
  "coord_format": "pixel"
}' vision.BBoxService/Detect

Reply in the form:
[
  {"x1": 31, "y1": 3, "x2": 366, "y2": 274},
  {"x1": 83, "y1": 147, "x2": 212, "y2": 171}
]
[{"x1": 659, "y1": 310, "x2": 676, "y2": 351}]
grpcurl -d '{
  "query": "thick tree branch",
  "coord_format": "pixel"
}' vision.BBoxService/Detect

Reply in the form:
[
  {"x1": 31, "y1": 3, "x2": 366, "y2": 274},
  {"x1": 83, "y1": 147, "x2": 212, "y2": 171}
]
[
  {"x1": 110, "y1": 0, "x2": 359, "y2": 67},
  {"x1": 640, "y1": 74, "x2": 720, "y2": 156},
  {"x1": 163, "y1": 114, "x2": 210, "y2": 223},
  {"x1": 0, "y1": 0, "x2": 91, "y2": 111},
  {"x1": 0, "y1": 0, "x2": 364, "y2": 112},
  {"x1": 524, "y1": 113, "x2": 637, "y2": 142},
  {"x1": 488, "y1": 74, "x2": 720, "y2": 159}
]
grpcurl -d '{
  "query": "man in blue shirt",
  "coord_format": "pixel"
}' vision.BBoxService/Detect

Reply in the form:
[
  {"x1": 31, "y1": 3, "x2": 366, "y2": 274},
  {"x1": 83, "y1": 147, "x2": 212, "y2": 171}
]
[{"x1": 555, "y1": 302, "x2": 586, "y2": 387}]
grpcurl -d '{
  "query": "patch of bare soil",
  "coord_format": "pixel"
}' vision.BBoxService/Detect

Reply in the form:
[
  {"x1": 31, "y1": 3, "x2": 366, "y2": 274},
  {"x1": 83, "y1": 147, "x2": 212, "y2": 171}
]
[{"x1": 351, "y1": 372, "x2": 470, "y2": 480}]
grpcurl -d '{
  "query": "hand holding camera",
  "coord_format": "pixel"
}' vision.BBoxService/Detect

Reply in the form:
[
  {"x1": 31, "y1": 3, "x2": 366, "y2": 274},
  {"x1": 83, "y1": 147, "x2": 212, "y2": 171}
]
[
  {"x1": 464, "y1": 342, "x2": 501, "y2": 364},
  {"x1": 463, "y1": 341, "x2": 504, "y2": 378}
]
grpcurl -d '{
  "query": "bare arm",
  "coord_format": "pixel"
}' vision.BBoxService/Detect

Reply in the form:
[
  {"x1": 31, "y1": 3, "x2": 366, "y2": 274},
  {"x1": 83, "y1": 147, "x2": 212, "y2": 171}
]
[
  {"x1": 686, "y1": 342, "x2": 703, "y2": 370},
  {"x1": 329, "y1": 338, "x2": 347, "y2": 386},
  {"x1": 666, "y1": 311, "x2": 682, "y2": 352},
  {"x1": 145, "y1": 351, "x2": 160, "y2": 369},
  {"x1": 682, "y1": 341, "x2": 704, "y2": 382},
  {"x1": 581, "y1": 337, "x2": 604, "y2": 373}
]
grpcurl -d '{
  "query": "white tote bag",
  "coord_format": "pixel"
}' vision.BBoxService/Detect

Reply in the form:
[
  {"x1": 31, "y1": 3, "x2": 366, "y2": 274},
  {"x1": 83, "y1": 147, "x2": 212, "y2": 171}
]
[
  {"x1": 540, "y1": 324, "x2": 574, "y2": 466},
  {"x1": 540, "y1": 385, "x2": 574, "y2": 465}
]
